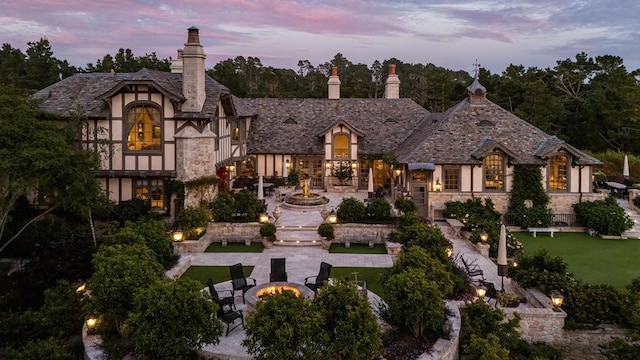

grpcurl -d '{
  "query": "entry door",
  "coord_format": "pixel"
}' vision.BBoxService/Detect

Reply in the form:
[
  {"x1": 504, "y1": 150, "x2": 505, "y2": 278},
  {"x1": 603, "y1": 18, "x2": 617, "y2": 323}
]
[
  {"x1": 298, "y1": 158, "x2": 323, "y2": 188},
  {"x1": 411, "y1": 184, "x2": 427, "y2": 218}
]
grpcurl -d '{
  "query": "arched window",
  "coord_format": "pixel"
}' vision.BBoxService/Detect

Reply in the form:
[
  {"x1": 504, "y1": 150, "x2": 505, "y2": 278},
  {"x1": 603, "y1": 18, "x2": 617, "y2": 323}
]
[
  {"x1": 484, "y1": 154, "x2": 504, "y2": 191},
  {"x1": 126, "y1": 104, "x2": 161, "y2": 151},
  {"x1": 333, "y1": 134, "x2": 349, "y2": 159},
  {"x1": 549, "y1": 155, "x2": 568, "y2": 191}
]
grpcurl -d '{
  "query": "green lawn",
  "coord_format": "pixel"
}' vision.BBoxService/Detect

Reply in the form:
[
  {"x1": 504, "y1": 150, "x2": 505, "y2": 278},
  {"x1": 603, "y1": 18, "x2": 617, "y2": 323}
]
[
  {"x1": 180, "y1": 265, "x2": 255, "y2": 286},
  {"x1": 514, "y1": 232, "x2": 640, "y2": 289},
  {"x1": 205, "y1": 242, "x2": 264, "y2": 253},
  {"x1": 331, "y1": 267, "x2": 388, "y2": 300},
  {"x1": 329, "y1": 243, "x2": 387, "y2": 254}
]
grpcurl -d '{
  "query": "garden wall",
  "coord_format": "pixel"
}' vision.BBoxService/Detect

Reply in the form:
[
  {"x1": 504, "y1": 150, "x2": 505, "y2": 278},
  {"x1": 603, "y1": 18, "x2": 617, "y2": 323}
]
[
  {"x1": 420, "y1": 301, "x2": 461, "y2": 360},
  {"x1": 333, "y1": 223, "x2": 396, "y2": 244},
  {"x1": 172, "y1": 222, "x2": 260, "y2": 254}
]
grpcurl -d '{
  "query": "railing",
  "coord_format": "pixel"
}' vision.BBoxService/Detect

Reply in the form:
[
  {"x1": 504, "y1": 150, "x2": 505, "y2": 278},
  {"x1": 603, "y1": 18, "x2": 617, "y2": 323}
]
[{"x1": 502, "y1": 213, "x2": 578, "y2": 227}]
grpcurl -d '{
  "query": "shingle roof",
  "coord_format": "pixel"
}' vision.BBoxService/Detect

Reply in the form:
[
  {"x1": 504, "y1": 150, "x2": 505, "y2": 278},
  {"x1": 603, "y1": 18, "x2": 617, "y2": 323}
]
[
  {"x1": 32, "y1": 69, "x2": 229, "y2": 119},
  {"x1": 396, "y1": 98, "x2": 601, "y2": 166},
  {"x1": 244, "y1": 98, "x2": 429, "y2": 155}
]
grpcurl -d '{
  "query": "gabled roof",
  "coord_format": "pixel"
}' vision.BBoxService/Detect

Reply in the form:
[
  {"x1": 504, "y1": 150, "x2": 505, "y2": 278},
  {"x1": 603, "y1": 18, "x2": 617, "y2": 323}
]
[
  {"x1": 244, "y1": 98, "x2": 429, "y2": 155},
  {"x1": 315, "y1": 116, "x2": 365, "y2": 137},
  {"x1": 32, "y1": 68, "x2": 230, "y2": 119},
  {"x1": 395, "y1": 98, "x2": 601, "y2": 166},
  {"x1": 535, "y1": 136, "x2": 600, "y2": 165}
]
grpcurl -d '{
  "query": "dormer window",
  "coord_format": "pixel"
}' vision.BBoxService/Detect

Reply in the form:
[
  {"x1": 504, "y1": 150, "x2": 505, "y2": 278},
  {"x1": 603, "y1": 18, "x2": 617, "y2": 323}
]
[
  {"x1": 126, "y1": 104, "x2": 161, "y2": 151},
  {"x1": 549, "y1": 154, "x2": 568, "y2": 191},
  {"x1": 333, "y1": 133, "x2": 349, "y2": 159}
]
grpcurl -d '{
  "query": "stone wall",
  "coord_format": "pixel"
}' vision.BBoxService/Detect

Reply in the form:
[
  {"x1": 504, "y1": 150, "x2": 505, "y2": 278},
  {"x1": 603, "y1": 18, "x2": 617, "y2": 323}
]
[
  {"x1": 548, "y1": 192, "x2": 606, "y2": 213},
  {"x1": 420, "y1": 301, "x2": 461, "y2": 360},
  {"x1": 502, "y1": 307, "x2": 567, "y2": 343},
  {"x1": 333, "y1": 223, "x2": 396, "y2": 243},
  {"x1": 175, "y1": 127, "x2": 216, "y2": 207},
  {"x1": 172, "y1": 222, "x2": 260, "y2": 254}
]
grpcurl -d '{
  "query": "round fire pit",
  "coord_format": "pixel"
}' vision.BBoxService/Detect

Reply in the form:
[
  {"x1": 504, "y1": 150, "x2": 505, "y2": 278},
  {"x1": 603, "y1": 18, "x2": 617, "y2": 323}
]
[{"x1": 245, "y1": 282, "x2": 315, "y2": 310}]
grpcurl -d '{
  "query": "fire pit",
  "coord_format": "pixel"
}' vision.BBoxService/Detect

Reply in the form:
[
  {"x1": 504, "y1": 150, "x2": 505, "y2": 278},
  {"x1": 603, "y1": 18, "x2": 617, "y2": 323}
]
[{"x1": 245, "y1": 282, "x2": 314, "y2": 310}]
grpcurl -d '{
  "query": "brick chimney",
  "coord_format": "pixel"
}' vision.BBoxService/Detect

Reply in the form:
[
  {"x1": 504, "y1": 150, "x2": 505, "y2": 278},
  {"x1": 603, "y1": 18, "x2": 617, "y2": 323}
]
[
  {"x1": 384, "y1": 64, "x2": 400, "y2": 99},
  {"x1": 327, "y1": 66, "x2": 341, "y2": 99},
  {"x1": 170, "y1": 49, "x2": 183, "y2": 73},
  {"x1": 182, "y1": 27, "x2": 206, "y2": 112}
]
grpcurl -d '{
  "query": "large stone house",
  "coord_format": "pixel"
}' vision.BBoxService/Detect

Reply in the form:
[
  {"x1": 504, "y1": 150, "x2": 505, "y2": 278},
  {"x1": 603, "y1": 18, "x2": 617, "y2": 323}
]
[{"x1": 33, "y1": 27, "x2": 602, "y2": 218}]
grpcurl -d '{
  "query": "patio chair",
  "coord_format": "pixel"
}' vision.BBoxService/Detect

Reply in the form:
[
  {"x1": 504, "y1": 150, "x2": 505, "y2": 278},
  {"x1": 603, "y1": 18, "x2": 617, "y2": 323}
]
[
  {"x1": 270, "y1": 258, "x2": 288, "y2": 282},
  {"x1": 480, "y1": 280, "x2": 498, "y2": 307},
  {"x1": 214, "y1": 300, "x2": 244, "y2": 336},
  {"x1": 305, "y1": 261, "x2": 332, "y2": 294},
  {"x1": 461, "y1": 256, "x2": 485, "y2": 281},
  {"x1": 229, "y1": 263, "x2": 257, "y2": 304},
  {"x1": 207, "y1": 278, "x2": 235, "y2": 310}
]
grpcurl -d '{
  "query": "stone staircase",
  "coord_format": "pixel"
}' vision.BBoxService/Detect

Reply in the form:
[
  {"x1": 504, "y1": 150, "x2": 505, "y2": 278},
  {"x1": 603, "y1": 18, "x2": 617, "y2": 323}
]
[
  {"x1": 618, "y1": 199, "x2": 640, "y2": 239},
  {"x1": 273, "y1": 225, "x2": 322, "y2": 246}
]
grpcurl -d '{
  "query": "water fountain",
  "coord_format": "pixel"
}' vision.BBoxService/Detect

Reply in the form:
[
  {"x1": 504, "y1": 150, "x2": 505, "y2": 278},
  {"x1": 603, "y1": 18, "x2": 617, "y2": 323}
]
[{"x1": 282, "y1": 177, "x2": 329, "y2": 209}]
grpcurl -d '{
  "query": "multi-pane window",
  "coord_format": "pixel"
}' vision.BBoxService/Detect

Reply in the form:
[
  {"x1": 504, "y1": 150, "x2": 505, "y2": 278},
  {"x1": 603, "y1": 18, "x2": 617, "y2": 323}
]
[
  {"x1": 333, "y1": 134, "x2": 349, "y2": 158},
  {"x1": 484, "y1": 154, "x2": 504, "y2": 190},
  {"x1": 135, "y1": 179, "x2": 164, "y2": 209},
  {"x1": 444, "y1": 166, "x2": 460, "y2": 191},
  {"x1": 549, "y1": 155, "x2": 568, "y2": 191},
  {"x1": 126, "y1": 105, "x2": 161, "y2": 151},
  {"x1": 211, "y1": 118, "x2": 220, "y2": 150}
]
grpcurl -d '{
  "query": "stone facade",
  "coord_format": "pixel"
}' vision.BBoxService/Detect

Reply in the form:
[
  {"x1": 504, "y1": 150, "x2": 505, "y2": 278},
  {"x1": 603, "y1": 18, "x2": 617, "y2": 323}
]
[
  {"x1": 548, "y1": 192, "x2": 606, "y2": 214},
  {"x1": 175, "y1": 127, "x2": 216, "y2": 207},
  {"x1": 333, "y1": 223, "x2": 396, "y2": 244},
  {"x1": 172, "y1": 222, "x2": 261, "y2": 254}
]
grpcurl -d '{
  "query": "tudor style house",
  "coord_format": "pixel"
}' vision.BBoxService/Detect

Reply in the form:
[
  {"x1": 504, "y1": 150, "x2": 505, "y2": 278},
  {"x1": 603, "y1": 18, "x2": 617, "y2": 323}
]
[{"x1": 33, "y1": 27, "x2": 602, "y2": 219}]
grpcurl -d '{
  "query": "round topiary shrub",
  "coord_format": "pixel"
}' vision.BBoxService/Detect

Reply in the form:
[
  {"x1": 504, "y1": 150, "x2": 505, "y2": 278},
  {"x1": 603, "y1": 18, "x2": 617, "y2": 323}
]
[
  {"x1": 394, "y1": 196, "x2": 418, "y2": 214},
  {"x1": 366, "y1": 198, "x2": 391, "y2": 221},
  {"x1": 259, "y1": 222, "x2": 277, "y2": 237},
  {"x1": 337, "y1": 197, "x2": 366, "y2": 223},
  {"x1": 317, "y1": 223, "x2": 334, "y2": 239}
]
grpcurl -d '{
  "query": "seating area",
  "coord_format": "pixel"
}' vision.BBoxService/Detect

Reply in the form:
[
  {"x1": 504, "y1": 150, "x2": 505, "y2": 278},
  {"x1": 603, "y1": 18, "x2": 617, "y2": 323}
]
[
  {"x1": 460, "y1": 256, "x2": 485, "y2": 282},
  {"x1": 269, "y1": 258, "x2": 288, "y2": 282},
  {"x1": 230, "y1": 263, "x2": 257, "y2": 304},
  {"x1": 304, "y1": 262, "x2": 332, "y2": 294},
  {"x1": 527, "y1": 227, "x2": 559, "y2": 238}
]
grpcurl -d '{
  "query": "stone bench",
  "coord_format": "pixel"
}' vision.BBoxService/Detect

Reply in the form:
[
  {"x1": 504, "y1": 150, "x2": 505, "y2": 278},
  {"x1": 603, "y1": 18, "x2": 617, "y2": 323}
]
[
  {"x1": 342, "y1": 235, "x2": 377, "y2": 248},
  {"x1": 527, "y1": 227, "x2": 559, "y2": 238},
  {"x1": 221, "y1": 234, "x2": 254, "y2": 246}
]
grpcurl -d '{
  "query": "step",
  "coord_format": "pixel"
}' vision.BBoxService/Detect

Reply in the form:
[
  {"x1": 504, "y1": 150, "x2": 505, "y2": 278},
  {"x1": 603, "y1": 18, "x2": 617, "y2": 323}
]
[
  {"x1": 622, "y1": 231, "x2": 640, "y2": 239},
  {"x1": 273, "y1": 226, "x2": 322, "y2": 246}
]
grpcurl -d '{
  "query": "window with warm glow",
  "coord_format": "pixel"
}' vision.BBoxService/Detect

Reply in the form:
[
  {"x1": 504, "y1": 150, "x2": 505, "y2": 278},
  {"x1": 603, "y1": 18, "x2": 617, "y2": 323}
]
[
  {"x1": 484, "y1": 154, "x2": 504, "y2": 190},
  {"x1": 135, "y1": 179, "x2": 164, "y2": 209},
  {"x1": 444, "y1": 166, "x2": 460, "y2": 191},
  {"x1": 549, "y1": 155, "x2": 568, "y2": 191},
  {"x1": 126, "y1": 105, "x2": 161, "y2": 151},
  {"x1": 333, "y1": 134, "x2": 349, "y2": 158}
]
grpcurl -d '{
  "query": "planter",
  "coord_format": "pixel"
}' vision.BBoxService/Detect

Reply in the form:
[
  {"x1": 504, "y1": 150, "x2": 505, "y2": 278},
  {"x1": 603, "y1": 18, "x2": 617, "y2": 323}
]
[
  {"x1": 262, "y1": 236, "x2": 275, "y2": 248},
  {"x1": 321, "y1": 238, "x2": 332, "y2": 250}
]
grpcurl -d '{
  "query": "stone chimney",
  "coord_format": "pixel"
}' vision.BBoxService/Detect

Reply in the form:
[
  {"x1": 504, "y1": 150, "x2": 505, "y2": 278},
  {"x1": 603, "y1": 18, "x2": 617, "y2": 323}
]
[
  {"x1": 170, "y1": 49, "x2": 183, "y2": 73},
  {"x1": 327, "y1": 66, "x2": 341, "y2": 99},
  {"x1": 182, "y1": 27, "x2": 206, "y2": 112},
  {"x1": 384, "y1": 64, "x2": 400, "y2": 99}
]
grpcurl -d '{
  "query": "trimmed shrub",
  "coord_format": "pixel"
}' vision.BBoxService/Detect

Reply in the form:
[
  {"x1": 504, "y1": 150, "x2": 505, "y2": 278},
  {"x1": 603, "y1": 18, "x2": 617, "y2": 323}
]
[
  {"x1": 259, "y1": 222, "x2": 277, "y2": 237},
  {"x1": 394, "y1": 196, "x2": 417, "y2": 214},
  {"x1": 337, "y1": 197, "x2": 367, "y2": 223},
  {"x1": 210, "y1": 192, "x2": 235, "y2": 222},
  {"x1": 366, "y1": 198, "x2": 391, "y2": 221},
  {"x1": 383, "y1": 246, "x2": 454, "y2": 298},
  {"x1": 573, "y1": 197, "x2": 633, "y2": 235},
  {"x1": 177, "y1": 206, "x2": 212, "y2": 237},
  {"x1": 317, "y1": 223, "x2": 334, "y2": 239},
  {"x1": 462, "y1": 334, "x2": 509, "y2": 360},
  {"x1": 115, "y1": 198, "x2": 151, "y2": 225},
  {"x1": 460, "y1": 300, "x2": 523, "y2": 356},
  {"x1": 103, "y1": 219, "x2": 175, "y2": 269},
  {"x1": 233, "y1": 189, "x2": 263, "y2": 221}
]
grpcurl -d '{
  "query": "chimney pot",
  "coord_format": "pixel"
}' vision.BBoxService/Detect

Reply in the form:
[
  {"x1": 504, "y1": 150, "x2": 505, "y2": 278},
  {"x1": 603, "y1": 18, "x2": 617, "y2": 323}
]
[
  {"x1": 187, "y1": 26, "x2": 200, "y2": 44},
  {"x1": 177, "y1": 49, "x2": 183, "y2": 59},
  {"x1": 389, "y1": 64, "x2": 396, "y2": 75},
  {"x1": 331, "y1": 66, "x2": 338, "y2": 77}
]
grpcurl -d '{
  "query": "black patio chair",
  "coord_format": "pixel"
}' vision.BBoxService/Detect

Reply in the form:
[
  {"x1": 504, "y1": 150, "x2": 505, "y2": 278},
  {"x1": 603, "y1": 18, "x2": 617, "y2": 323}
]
[
  {"x1": 480, "y1": 280, "x2": 498, "y2": 307},
  {"x1": 214, "y1": 299, "x2": 244, "y2": 336},
  {"x1": 270, "y1": 258, "x2": 288, "y2": 282},
  {"x1": 207, "y1": 278, "x2": 235, "y2": 310},
  {"x1": 461, "y1": 256, "x2": 485, "y2": 281},
  {"x1": 229, "y1": 263, "x2": 256, "y2": 304},
  {"x1": 305, "y1": 261, "x2": 332, "y2": 294}
]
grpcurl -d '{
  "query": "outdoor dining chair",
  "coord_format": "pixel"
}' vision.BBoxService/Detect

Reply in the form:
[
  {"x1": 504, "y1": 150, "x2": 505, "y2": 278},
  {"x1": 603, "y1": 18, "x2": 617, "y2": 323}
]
[
  {"x1": 229, "y1": 263, "x2": 256, "y2": 304},
  {"x1": 305, "y1": 261, "x2": 332, "y2": 294},
  {"x1": 207, "y1": 278, "x2": 235, "y2": 309},
  {"x1": 213, "y1": 298, "x2": 244, "y2": 336},
  {"x1": 269, "y1": 258, "x2": 288, "y2": 282}
]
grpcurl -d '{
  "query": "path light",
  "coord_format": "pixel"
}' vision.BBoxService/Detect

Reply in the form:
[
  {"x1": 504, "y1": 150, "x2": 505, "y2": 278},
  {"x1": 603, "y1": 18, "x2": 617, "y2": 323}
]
[
  {"x1": 480, "y1": 231, "x2": 488, "y2": 243},
  {"x1": 445, "y1": 247, "x2": 453, "y2": 259},
  {"x1": 551, "y1": 292, "x2": 564, "y2": 312},
  {"x1": 476, "y1": 285, "x2": 487, "y2": 300},
  {"x1": 172, "y1": 229, "x2": 184, "y2": 242},
  {"x1": 76, "y1": 282, "x2": 86, "y2": 294},
  {"x1": 511, "y1": 261, "x2": 518, "y2": 267},
  {"x1": 328, "y1": 209, "x2": 338, "y2": 224},
  {"x1": 86, "y1": 316, "x2": 98, "y2": 330},
  {"x1": 259, "y1": 213, "x2": 270, "y2": 224}
]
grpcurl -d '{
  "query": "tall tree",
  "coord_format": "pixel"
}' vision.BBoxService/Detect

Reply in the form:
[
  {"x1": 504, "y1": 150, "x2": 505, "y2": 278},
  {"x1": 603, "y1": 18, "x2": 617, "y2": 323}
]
[
  {"x1": 20, "y1": 38, "x2": 61, "y2": 91},
  {"x1": 0, "y1": 43, "x2": 26, "y2": 86}
]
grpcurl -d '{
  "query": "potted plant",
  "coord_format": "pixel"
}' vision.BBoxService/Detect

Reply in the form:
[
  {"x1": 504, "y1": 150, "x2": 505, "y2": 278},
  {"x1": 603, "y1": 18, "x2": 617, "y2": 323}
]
[
  {"x1": 318, "y1": 223, "x2": 334, "y2": 250},
  {"x1": 260, "y1": 222, "x2": 277, "y2": 248},
  {"x1": 287, "y1": 169, "x2": 299, "y2": 190},
  {"x1": 331, "y1": 161, "x2": 353, "y2": 186},
  {"x1": 497, "y1": 292, "x2": 521, "y2": 307}
]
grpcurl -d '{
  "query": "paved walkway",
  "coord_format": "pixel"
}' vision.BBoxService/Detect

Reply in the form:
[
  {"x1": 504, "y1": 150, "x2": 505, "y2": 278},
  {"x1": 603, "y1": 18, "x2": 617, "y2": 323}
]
[{"x1": 185, "y1": 190, "x2": 510, "y2": 359}]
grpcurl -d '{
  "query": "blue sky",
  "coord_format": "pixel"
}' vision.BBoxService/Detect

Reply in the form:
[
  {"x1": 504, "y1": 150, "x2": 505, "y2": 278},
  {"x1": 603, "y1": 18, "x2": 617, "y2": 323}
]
[{"x1": 2, "y1": 0, "x2": 638, "y2": 74}]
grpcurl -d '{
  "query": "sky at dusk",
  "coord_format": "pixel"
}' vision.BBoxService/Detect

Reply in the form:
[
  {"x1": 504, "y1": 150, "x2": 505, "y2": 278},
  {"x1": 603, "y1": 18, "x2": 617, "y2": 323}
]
[{"x1": 2, "y1": 0, "x2": 639, "y2": 75}]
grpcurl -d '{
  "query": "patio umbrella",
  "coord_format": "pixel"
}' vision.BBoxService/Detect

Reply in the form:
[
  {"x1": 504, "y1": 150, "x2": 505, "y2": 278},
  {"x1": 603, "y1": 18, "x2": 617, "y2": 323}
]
[
  {"x1": 498, "y1": 224, "x2": 508, "y2": 291},
  {"x1": 368, "y1": 168, "x2": 374, "y2": 195},
  {"x1": 257, "y1": 175, "x2": 264, "y2": 200},
  {"x1": 282, "y1": 160, "x2": 288, "y2": 179},
  {"x1": 623, "y1": 154, "x2": 630, "y2": 180}
]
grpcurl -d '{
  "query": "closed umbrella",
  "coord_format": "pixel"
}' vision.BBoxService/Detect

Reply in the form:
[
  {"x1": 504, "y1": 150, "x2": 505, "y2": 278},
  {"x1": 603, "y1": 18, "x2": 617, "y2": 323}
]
[
  {"x1": 368, "y1": 168, "x2": 374, "y2": 196},
  {"x1": 624, "y1": 154, "x2": 630, "y2": 180},
  {"x1": 498, "y1": 224, "x2": 508, "y2": 291},
  {"x1": 282, "y1": 161, "x2": 288, "y2": 179},
  {"x1": 257, "y1": 175, "x2": 264, "y2": 200}
]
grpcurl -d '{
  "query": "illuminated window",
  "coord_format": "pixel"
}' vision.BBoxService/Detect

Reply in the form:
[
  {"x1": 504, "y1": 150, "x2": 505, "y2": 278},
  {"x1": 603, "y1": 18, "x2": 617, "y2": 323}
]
[
  {"x1": 135, "y1": 179, "x2": 164, "y2": 209},
  {"x1": 444, "y1": 166, "x2": 460, "y2": 191},
  {"x1": 333, "y1": 134, "x2": 349, "y2": 159},
  {"x1": 549, "y1": 155, "x2": 568, "y2": 191},
  {"x1": 126, "y1": 105, "x2": 161, "y2": 151},
  {"x1": 484, "y1": 154, "x2": 504, "y2": 190}
]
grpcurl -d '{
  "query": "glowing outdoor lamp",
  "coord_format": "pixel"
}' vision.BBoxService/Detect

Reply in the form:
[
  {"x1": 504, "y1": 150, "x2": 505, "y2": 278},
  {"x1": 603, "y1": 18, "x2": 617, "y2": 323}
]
[
  {"x1": 551, "y1": 292, "x2": 564, "y2": 312},
  {"x1": 325, "y1": 161, "x2": 332, "y2": 169},
  {"x1": 476, "y1": 285, "x2": 487, "y2": 300},
  {"x1": 480, "y1": 231, "x2": 488, "y2": 243},
  {"x1": 285, "y1": 160, "x2": 291, "y2": 169},
  {"x1": 435, "y1": 178, "x2": 442, "y2": 192},
  {"x1": 86, "y1": 316, "x2": 98, "y2": 330},
  {"x1": 351, "y1": 162, "x2": 357, "y2": 169},
  {"x1": 172, "y1": 229, "x2": 184, "y2": 242},
  {"x1": 259, "y1": 213, "x2": 270, "y2": 224},
  {"x1": 445, "y1": 247, "x2": 453, "y2": 259},
  {"x1": 328, "y1": 209, "x2": 338, "y2": 224},
  {"x1": 395, "y1": 168, "x2": 401, "y2": 177},
  {"x1": 76, "y1": 282, "x2": 86, "y2": 294}
]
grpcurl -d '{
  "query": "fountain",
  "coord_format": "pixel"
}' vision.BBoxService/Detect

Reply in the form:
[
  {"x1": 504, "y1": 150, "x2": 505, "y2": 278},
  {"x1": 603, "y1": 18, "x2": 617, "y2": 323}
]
[{"x1": 282, "y1": 177, "x2": 329, "y2": 209}]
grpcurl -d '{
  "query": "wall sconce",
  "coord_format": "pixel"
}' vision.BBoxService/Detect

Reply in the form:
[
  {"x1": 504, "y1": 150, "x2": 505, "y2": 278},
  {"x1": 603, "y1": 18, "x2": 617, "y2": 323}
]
[
  {"x1": 351, "y1": 162, "x2": 357, "y2": 169},
  {"x1": 395, "y1": 168, "x2": 401, "y2": 177},
  {"x1": 325, "y1": 161, "x2": 332, "y2": 169},
  {"x1": 226, "y1": 164, "x2": 235, "y2": 172},
  {"x1": 480, "y1": 231, "x2": 488, "y2": 243},
  {"x1": 285, "y1": 160, "x2": 291, "y2": 169},
  {"x1": 476, "y1": 285, "x2": 487, "y2": 300},
  {"x1": 172, "y1": 229, "x2": 184, "y2": 242},
  {"x1": 259, "y1": 213, "x2": 270, "y2": 224},
  {"x1": 328, "y1": 209, "x2": 338, "y2": 224},
  {"x1": 435, "y1": 178, "x2": 442, "y2": 192},
  {"x1": 551, "y1": 292, "x2": 564, "y2": 312}
]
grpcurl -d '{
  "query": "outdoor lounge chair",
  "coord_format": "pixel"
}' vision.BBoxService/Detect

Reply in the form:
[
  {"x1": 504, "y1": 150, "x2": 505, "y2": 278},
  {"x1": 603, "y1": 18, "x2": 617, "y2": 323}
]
[
  {"x1": 305, "y1": 261, "x2": 332, "y2": 294},
  {"x1": 229, "y1": 263, "x2": 256, "y2": 304},
  {"x1": 207, "y1": 278, "x2": 235, "y2": 309},
  {"x1": 461, "y1": 256, "x2": 485, "y2": 281},
  {"x1": 214, "y1": 299, "x2": 244, "y2": 336},
  {"x1": 270, "y1": 258, "x2": 288, "y2": 282},
  {"x1": 480, "y1": 280, "x2": 498, "y2": 307}
]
